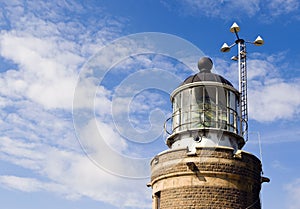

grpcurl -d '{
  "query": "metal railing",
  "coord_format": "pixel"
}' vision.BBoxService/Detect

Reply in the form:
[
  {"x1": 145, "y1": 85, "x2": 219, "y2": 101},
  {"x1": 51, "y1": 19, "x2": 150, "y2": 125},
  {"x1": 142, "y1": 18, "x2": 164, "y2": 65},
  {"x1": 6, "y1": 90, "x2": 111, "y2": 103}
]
[{"x1": 164, "y1": 105, "x2": 247, "y2": 138}]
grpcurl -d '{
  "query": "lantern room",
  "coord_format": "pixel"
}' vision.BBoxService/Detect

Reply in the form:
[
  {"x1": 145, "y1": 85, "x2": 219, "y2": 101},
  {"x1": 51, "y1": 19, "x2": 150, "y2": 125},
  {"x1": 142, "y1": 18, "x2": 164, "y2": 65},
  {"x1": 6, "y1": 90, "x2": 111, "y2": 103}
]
[{"x1": 165, "y1": 57, "x2": 245, "y2": 151}]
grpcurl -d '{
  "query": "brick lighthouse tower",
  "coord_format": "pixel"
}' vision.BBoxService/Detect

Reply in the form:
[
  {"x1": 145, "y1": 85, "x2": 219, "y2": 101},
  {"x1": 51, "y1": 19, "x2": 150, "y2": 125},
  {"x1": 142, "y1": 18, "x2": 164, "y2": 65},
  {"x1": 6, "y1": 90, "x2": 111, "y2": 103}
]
[{"x1": 149, "y1": 56, "x2": 269, "y2": 209}]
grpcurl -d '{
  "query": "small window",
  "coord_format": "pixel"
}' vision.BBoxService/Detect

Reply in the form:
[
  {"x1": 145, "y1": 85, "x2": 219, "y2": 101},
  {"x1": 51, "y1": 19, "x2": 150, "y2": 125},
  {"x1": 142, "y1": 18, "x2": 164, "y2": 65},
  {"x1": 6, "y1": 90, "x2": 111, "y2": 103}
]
[{"x1": 154, "y1": 191, "x2": 161, "y2": 209}]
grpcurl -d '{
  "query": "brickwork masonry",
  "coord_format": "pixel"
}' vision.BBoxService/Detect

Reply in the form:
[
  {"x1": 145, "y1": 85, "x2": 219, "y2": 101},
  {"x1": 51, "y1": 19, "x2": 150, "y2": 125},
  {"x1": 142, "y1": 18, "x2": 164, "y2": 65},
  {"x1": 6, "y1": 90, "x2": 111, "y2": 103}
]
[{"x1": 150, "y1": 147, "x2": 262, "y2": 209}]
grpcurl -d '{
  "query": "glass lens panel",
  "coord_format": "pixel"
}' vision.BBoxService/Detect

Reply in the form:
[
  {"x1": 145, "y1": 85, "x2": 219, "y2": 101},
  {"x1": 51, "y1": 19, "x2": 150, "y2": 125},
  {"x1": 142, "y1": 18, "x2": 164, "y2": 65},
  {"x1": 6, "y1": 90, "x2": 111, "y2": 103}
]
[
  {"x1": 191, "y1": 86, "x2": 203, "y2": 128},
  {"x1": 229, "y1": 91, "x2": 238, "y2": 133},
  {"x1": 181, "y1": 89, "x2": 191, "y2": 130},
  {"x1": 230, "y1": 91, "x2": 237, "y2": 111},
  {"x1": 203, "y1": 87, "x2": 216, "y2": 128},
  {"x1": 172, "y1": 93, "x2": 181, "y2": 132},
  {"x1": 217, "y1": 87, "x2": 227, "y2": 129}
]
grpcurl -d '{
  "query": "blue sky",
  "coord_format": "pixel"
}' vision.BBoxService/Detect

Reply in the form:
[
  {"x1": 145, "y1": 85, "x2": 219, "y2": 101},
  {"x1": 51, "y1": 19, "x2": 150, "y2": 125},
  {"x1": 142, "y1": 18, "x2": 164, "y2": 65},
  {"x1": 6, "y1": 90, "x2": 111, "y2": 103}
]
[{"x1": 0, "y1": 0, "x2": 300, "y2": 208}]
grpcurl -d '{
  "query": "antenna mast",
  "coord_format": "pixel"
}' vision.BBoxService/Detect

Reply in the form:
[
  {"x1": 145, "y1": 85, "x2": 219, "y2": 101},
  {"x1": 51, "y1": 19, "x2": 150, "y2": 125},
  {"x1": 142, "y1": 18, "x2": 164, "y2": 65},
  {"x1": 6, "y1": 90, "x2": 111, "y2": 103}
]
[{"x1": 220, "y1": 22, "x2": 264, "y2": 141}]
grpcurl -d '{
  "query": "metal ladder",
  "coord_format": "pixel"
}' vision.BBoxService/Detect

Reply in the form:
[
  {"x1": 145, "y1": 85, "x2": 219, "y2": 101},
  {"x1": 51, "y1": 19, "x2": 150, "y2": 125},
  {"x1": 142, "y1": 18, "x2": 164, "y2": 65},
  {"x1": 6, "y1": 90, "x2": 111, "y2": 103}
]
[{"x1": 238, "y1": 42, "x2": 248, "y2": 140}]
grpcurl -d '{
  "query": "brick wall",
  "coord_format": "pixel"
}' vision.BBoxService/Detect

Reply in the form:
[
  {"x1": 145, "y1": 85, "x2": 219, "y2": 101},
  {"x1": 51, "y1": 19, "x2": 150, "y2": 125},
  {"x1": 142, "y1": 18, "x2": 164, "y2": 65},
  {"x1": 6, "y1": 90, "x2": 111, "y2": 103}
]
[
  {"x1": 160, "y1": 186, "x2": 260, "y2": 209},
  {"x1": 150, "y1": 147, "x2": 262, "y2": 209}
]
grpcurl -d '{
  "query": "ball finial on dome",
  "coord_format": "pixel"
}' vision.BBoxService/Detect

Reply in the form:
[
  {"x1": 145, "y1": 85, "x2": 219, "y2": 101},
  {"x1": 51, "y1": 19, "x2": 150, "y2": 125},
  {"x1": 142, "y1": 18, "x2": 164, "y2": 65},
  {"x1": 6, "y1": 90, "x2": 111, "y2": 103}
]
[{"x1": 198, "y1": 57, "x2": 213, "y2": 73}]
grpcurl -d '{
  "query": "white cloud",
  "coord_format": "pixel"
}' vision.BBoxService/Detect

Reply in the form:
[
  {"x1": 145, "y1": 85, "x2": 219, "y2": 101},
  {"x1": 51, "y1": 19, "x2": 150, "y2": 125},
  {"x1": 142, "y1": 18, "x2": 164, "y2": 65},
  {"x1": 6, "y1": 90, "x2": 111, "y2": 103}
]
[
  {"x1": 165, "y1": 0, "x2": 260, "y2": 18},
  {"x1": 271, "y1": 160, "x2": 289, "y2": 171},
  {"x1": 0, "y1": 28, "x2": 81, "y2": 109},
  {"x1": 267, "y1": 0, "x2": 299, "y2": 16},
  {"x1": 216, "y1": 54, "x2": 300, "y2": 123},
  {"x1": 0, "y1": 136, "x2": 151, "y2": 208},
  {"x1": 249, "y1": 79, "x2": 300, "y2": 122},
  {"x1": 246, "y1": 56, "x2": 300, "y2": 122},
  {"x1": 0, "y1": 0, "x2": 126, "y2": 111},
  {"x1": 285, "y1": 178, "x2": 300, "y2": 209},
  {"x1": 168, "y1": 0, "x2": 300, "y2": 19},
  {"x1": 0, "y1": 175, "x2": 67, "y2": 193},
  {"x1": 0, "y1": 1, "x2": 153, "y2": 208}
]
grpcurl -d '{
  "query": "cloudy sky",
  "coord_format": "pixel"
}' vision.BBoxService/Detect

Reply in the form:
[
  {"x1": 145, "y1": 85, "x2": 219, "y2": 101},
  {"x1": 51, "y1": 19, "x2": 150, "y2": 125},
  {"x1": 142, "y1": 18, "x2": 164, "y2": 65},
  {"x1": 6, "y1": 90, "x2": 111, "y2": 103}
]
[{"x1": 0, "y1": 0, "x2": 300, "y2": 209}]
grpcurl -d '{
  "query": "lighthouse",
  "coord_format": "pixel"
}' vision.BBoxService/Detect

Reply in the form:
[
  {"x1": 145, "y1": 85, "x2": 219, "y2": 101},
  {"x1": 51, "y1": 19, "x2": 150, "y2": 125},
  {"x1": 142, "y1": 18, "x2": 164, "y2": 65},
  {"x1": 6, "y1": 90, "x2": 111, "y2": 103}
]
[
  {"x1": 165, "y1": 57, "x2": 244, "y2": 153},
  {"x1": 149, "y1": 57, "x2": 269, "y2": 208}
]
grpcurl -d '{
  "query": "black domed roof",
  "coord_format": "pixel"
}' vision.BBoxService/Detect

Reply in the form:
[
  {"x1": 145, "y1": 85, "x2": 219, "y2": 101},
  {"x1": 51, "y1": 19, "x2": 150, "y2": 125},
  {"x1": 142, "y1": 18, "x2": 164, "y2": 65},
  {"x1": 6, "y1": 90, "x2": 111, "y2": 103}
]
[{"x1": 181, "y1": 71, "x2": 233, "y2": 87}]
